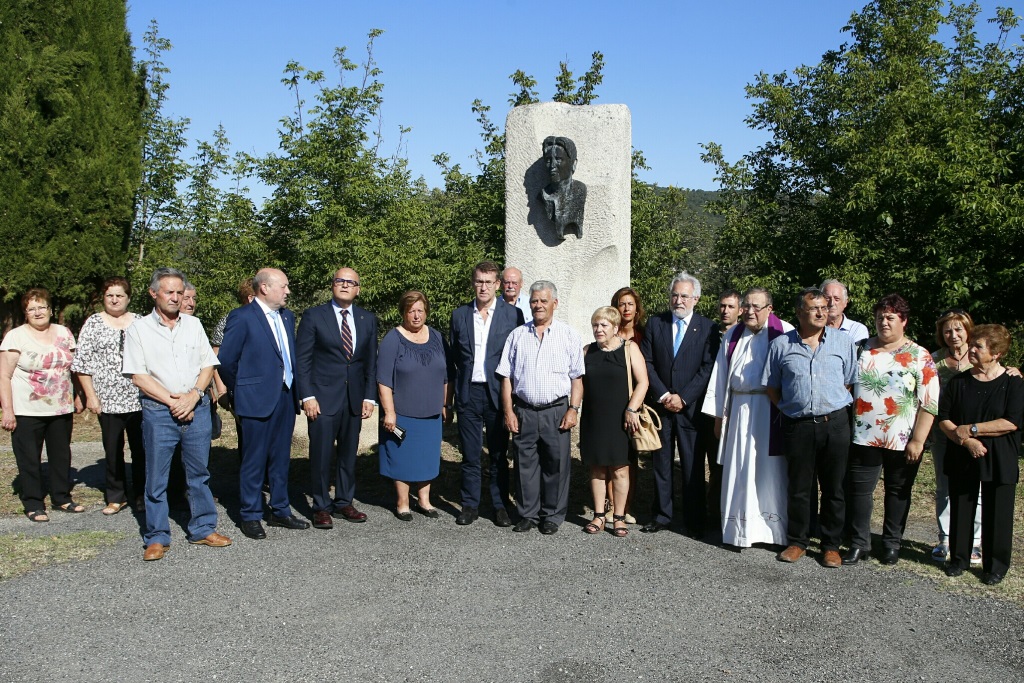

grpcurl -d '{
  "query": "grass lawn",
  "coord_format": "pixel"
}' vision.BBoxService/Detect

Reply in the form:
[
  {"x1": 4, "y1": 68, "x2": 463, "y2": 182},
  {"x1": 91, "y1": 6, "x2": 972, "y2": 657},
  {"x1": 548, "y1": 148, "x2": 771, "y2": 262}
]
[{"x1": 0, "y1": 411, "x2": 1021, "y2": 604}]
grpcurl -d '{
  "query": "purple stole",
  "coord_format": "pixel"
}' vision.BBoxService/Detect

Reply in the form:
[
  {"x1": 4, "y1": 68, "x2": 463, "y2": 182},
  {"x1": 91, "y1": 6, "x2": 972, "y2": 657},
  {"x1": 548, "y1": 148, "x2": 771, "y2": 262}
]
[{"x1": 725, "y1": 313, "x2": 785, "y2": 456}]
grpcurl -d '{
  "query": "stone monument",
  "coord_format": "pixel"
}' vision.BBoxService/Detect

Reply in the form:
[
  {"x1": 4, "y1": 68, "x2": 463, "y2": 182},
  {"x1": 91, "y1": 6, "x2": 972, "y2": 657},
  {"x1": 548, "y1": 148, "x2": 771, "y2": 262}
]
[{"x1": 505, "y1": 102, "x2": 631, "y2": 340}]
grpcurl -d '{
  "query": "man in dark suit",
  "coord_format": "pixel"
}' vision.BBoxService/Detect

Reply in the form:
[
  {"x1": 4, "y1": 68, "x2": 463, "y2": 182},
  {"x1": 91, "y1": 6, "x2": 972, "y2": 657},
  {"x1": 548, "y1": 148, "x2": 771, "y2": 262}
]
[
  {"x1": 295, "y1": 267, "x2": 378, "y2": 530},
  {"x1": 640, "y1": 271, "x2": 720, "y2": 536},
  {"x1": 450, "y1": 261, "x2": 525, "y2": 527},
  {"x1": 218, "y1": 268, "x2": 309, "y2": 539}
]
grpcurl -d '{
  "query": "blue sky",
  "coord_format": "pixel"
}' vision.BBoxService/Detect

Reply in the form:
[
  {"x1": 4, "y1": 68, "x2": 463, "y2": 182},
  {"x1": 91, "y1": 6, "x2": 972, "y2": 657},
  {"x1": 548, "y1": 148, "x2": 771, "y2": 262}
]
[{"x1": 125, "y1": 1, "x2": 1014, "y2": 194}]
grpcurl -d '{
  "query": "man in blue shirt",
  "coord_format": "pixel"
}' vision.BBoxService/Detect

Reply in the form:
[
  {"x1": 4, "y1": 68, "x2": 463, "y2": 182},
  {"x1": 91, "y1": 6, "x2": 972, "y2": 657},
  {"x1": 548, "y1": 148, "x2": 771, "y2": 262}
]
[{"x1": 763, "y1": 287, "x2": 857, "y2": 568}]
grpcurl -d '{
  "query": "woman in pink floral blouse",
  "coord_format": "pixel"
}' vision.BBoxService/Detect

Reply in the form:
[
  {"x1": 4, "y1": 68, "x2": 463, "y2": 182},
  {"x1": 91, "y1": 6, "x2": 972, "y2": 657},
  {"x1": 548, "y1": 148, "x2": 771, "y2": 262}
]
[
  {"x1": 0, "y1": 288, "x2": 84, "y2": 521},
  {"x1": 843, "y1": 294, "x2": 940, "y2": 566}
]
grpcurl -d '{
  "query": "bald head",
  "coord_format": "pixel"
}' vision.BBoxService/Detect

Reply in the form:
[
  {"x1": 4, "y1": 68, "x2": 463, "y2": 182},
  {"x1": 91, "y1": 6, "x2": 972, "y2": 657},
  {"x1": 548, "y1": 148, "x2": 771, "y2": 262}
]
[
  {"x1": 502, "y1": 267, "x2": 523, "y2": 304},
  {"x1": 254, "y1": 268, "x2": 290, "y2": 310}
]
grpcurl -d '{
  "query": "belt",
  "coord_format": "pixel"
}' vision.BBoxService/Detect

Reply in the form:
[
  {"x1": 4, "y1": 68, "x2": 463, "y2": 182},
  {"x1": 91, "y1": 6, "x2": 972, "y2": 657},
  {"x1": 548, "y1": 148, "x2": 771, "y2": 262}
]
[
  {"x1": 514, "y1": 396, "x2": 567, "y2": 411},
  {"x1": 731, "y1": 389, "x2": 767, "y2": 395},
  {"x1": 784, "y1": 407, "x2": 847, "y2": 424}
]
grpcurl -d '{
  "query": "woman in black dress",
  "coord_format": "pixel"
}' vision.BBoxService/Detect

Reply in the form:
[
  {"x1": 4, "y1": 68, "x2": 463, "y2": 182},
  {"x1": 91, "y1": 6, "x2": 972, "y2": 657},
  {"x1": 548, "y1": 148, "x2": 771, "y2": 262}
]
[
  {"x1": 938, "y1": 324, "x2": 1024, "y2": 585},
  {"x1": 580, "y1": 307, "x2": 649, "y2": 537}
]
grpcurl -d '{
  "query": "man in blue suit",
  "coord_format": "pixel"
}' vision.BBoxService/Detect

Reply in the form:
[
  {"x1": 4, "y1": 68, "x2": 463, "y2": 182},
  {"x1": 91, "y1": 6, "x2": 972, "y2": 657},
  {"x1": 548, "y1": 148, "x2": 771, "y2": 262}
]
[
  {"x1": 640, "y1": 271, "x2": 720, "y2": 536},
  {"x1": 295, "y1": 267, "x2": 379, "y2": 530},
  {"x1": 218, "y1": 268, "x2": 309, "y2": 539},
  {"x1": 450, "y1": 261, "x2": 525, "y2": 527}
]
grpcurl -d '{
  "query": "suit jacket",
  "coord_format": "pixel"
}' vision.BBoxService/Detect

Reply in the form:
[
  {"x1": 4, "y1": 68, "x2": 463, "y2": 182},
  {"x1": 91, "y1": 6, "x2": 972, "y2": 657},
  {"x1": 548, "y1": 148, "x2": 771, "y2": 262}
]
[
  {"x1": 450, "y1": 298, "x2": 524, "y2": 409},
  {"x1": 295, "y1": 302, "x2": 378, "y2": 417},
  {"x1": 641, "y1": 311, "x2": 720, "y2": 423},
  {"x1": 217, "y1": 300, "x2": 300, "y2": 419}
]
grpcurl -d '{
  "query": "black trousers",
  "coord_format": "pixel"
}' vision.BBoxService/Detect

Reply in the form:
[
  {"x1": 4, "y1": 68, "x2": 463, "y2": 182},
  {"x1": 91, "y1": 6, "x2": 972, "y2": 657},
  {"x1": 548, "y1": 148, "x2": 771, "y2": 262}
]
[
  {"x1": 782, "y1": 409, "x2": 850, "y2": 550},
  {"x1": 457, "y1": 382, "x2": 510, "y2": 510},
  {"x1": 949, "y1": 474, "x2": 1016, "y2": 577},
  {"x1": 652, "y1": 414, "x2": 704, "y2": 533},
  {"x1": 845, "y1": 443, "x2": 920, "y2": 550},
  {"x1": 11, "y1": 413, "x2": 74, "y2": 512},
  {"x1": 98, "y1": 411, "x2": 145, "y2": 504}
]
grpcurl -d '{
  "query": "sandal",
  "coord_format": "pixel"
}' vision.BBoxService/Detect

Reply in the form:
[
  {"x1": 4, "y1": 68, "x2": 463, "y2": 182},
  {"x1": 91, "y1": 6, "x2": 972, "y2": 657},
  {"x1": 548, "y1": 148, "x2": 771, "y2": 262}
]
[
  {"x1": 931, "y1": 544, "x2": 949, "y2": 563},
  {"x1": 584, "y1": 516, "x2": 606, "y2": 534},
  {"x1": 102, "y1": 502, "x2": 128, "y2": 516},
  {"x1": 612, "y1": 514, "x2": 629, "y2": 537},
  {"x1": 26, "y1": 510, "x2": 49, "y2": 523},
  {"x1": 56, "y1": 501, "x2": 85, "y2": 513}
]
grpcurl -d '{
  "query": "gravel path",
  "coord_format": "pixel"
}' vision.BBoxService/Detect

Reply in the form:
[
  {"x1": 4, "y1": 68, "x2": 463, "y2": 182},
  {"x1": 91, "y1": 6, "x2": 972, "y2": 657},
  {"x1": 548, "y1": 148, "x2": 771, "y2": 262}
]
[{"x1": 1, "y1": 443, "x2": 1023, "y2": 683}]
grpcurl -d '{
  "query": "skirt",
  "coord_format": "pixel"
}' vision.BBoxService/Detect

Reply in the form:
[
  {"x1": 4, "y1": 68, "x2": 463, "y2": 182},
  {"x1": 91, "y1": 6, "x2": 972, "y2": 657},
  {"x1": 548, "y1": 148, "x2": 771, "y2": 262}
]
[{"x1": 379, "y1": 414, "x2": 441, "y2": 482}]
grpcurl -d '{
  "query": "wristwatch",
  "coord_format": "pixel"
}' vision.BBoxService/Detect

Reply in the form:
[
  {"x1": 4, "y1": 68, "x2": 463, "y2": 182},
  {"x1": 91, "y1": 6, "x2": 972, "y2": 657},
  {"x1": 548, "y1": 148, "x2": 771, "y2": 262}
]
[
  {"x1": 970, "y1": 423, "x2": 979, "y2": 437},
  {"x1": 569, "y1": 404, "x2": 582, "y2": 412}
]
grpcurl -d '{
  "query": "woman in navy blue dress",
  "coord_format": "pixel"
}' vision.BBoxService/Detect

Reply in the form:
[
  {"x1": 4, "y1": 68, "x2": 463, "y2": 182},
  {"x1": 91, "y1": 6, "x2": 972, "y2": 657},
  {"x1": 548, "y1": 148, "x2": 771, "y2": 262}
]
[{"x1": 377, "y1": 291, "x2": 453, "y2": 520}]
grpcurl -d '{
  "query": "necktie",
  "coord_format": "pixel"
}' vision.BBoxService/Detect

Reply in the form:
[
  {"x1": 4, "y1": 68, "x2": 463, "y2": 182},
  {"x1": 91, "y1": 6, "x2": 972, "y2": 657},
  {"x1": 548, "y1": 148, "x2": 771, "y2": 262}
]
[
  {"x1": 341, "y1": 309, "x2": 354, "y2": 360},
  {"x1": 673, "y1": 318, "x2": 686, "y2": 356},
  {"x1": 270, "y1": 310, "x2": 293, "y2": 388}
]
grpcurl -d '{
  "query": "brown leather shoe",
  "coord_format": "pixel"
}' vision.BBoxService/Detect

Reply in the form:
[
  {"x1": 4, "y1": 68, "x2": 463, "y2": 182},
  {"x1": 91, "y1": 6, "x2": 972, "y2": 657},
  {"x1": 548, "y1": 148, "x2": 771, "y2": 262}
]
[
  {"x1": 189, "y1": 532, "x2": 232, "y2": 547},
  {"x1": 778, "y1": 545, "x2": 806, "y2": 563},
  {"x1": 332, "y1": 505, "x2": 367, "y2": 523},
  {"x1": 821, "y1": 549, "x2": 842, "y2": 568},
  {"x1": 313, "y1": 510, "x2": 334, "y2": 529},
  {"x1": 143, "y1": 543, "x2": 168, "y2": 561}
]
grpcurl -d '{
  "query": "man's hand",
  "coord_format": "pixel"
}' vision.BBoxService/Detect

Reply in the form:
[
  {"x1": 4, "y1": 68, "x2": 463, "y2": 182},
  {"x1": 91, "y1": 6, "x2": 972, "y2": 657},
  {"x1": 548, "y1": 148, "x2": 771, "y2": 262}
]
[
  {"x1": 304, "y1": 398, "x2": 321, "y2": 421},
  {"x1": 663, "y1": 394, "x2": 684, "y2": 413},
  {"x1": 361, "y1": 400, "x2": 374, "y2": 420},
  {"x1": 965, "y1": 438, "x2": 988, "y2": 459},
  {"x1": 168, "y1": 392, "x2": 197, "y2": 420},
  {"x1": 504, "y1": 410, "x2": 519, "y2": 434},
  {"x1": 559, "y1": 407, "x2": 578, "y2": 431}
]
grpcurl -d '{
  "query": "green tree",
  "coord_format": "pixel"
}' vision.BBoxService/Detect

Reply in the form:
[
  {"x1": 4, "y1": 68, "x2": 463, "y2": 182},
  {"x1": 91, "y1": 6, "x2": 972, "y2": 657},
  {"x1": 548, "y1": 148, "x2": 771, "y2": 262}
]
[
  {"x1": 0, "y1": 0, "x2": 142, "y2": 328},
  {"x1": 704, "y1": 0, "x2": 1024, "y2": 332}
]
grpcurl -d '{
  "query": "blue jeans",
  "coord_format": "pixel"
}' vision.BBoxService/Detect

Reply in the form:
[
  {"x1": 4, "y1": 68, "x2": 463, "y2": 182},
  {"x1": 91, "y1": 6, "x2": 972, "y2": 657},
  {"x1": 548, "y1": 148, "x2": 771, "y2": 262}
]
[{"x1": 141, "y1": 396, "x2": 218, "y2": 545}]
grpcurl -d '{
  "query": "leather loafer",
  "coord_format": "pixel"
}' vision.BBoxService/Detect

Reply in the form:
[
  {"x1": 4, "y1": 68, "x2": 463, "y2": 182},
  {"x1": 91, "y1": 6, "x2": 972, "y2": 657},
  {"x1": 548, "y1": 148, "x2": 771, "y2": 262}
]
[
  {"x1": 513, "y1": 518, "x2": 537, "y2": 533},
  {"x1": 983, "y1": 572, "x2": 1004, "y2": 586},
  {"x1": 395, "y1": 509, "x2": 413, "y2": 522},
  {"x1": 821, "y1": 549, "x2": 842, "y2": 568},
  {"x1": 143, "y1": 543, "x2": 168, "y2": 561},
  {"x1": 268, "y1": 515, "x2": 310, "y2": 530},
  {"x1": 778, "y1": 545, "x2": 806, "y2": 563},
  {"x1": 239, "y1": 520, "x2": 266, "y2": 540},
  {"x1": 332, "y1": 505, "x2": 367, "y2": 523},
  {"x1": 413, "y1": 504, "x2": 439, "y2": 519},
  {"x1": 878, "y1": 548, "x2": 899, "y2": 565},
  {"x1": 456, "y1": 507, "x2": 478, "y2": 526},
  {"x1": 842, "y1": 548, "x2": 869, "y2": 565},
  {"x1": 944, "y1": 563, "x2": 964, "y2": 577},
  {"x1": 190, "y1": 531, "x2": 232, "y2": 547},
  {"x1": 312, "y1": 510, "x2": 333, "y2": 529},
  {"x1": 641, "y1": 521, "x2": 669, "y2": 534},
  {"x1": 539, "y1": 520, "x2": 559, "y2": 535},
  {"x1": 494, "y1": 508, "x2": 513, "y2": 527}
]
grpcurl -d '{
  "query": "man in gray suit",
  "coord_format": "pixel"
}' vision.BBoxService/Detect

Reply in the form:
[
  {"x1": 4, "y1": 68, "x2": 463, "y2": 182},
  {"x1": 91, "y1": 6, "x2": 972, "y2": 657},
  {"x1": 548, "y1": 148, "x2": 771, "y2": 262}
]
[{"x1": 450, "y1": 261, "x2": 525, "y2": 527}]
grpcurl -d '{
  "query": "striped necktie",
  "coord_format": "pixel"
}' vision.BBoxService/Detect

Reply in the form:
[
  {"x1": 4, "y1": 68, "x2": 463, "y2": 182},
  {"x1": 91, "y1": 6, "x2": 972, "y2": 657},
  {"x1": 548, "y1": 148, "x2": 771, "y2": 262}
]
[{"x1": 341, "y1": 309, "x2": 354, "y2": 360}]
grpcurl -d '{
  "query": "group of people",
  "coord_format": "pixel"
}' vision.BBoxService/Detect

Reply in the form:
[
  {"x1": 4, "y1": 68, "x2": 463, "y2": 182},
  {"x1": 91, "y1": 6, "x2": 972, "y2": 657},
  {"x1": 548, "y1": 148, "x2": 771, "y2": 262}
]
[{"x1": 1, "y1": 266, "x2": 1019, "y2": 585}]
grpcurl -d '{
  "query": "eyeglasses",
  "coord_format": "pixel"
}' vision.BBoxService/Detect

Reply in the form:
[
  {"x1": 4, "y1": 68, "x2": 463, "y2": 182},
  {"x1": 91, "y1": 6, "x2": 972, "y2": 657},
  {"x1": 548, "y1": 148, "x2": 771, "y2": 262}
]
[
  {"x1": 742, "y1": 303, "x2": 769, "y2": 312},
  {"x1": 671, "y1": 294, "x2": 697, "y2": 301},
  {"x1": 940, "y1": 308, "x2": 967, "y2": 317},
  {"x1": 333, "y1": 278, "x2": 360, "y2": 288},
  {"x1": 804, "y1": 306, "x2": 829, "y2": 314},
  {"x1": 26, "y1": 306, "x2": 49, "y2": 314},
  {"x1": 473, "y1": 280, "x2": 497, "y2": 288}
]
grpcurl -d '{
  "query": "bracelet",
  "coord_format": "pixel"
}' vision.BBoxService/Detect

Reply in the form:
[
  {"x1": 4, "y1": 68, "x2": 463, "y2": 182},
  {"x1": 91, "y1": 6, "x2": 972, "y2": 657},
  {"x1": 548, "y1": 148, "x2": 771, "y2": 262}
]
[{"x1": 625, "y1": 407, "x2": 639, "y2": 414}]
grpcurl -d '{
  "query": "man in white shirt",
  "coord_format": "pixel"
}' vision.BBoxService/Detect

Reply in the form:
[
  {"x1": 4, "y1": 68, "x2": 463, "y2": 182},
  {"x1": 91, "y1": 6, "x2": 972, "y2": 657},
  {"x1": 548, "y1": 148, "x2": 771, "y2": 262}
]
[
  {"x1": 821, "y1": 279, "x2": 869, "y2": 343},
  {"x1": 500, "y1": 267, "x2": 533, "y2": 321}
]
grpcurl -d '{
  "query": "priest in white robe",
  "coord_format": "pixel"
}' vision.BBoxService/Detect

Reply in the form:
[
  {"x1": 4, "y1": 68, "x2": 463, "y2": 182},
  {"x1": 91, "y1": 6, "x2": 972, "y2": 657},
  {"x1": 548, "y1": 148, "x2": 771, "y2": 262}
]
[{"x1": 702, "y1": 288, "x2": 793, "y2": 548}]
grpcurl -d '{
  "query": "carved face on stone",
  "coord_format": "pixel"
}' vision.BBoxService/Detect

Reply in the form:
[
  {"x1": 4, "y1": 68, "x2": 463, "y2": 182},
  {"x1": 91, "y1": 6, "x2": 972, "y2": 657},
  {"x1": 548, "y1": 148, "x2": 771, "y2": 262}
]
[{"x1": 544, "y1": 144, "x2": 573, "y2": 184}]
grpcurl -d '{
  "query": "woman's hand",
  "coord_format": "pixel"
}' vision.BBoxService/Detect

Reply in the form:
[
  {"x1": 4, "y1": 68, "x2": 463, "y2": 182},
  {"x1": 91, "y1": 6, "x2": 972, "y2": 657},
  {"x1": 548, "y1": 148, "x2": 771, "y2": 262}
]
[
  {"x1": 1, "y1": 413, "x2": 15, "y2": 432},
  {"x1": 382, "y1": 410, "x2": 397, "y2": 432},
  {"x1": 74, "y1": 394, "x2": 85, "y2": 414},
  {"x1": 624, "y1": 409, "x2": 641, "y2": 434},
  {"x1": 965, "y1": 438, "x2": 988, "y2": 459},
  {"x1": 904, "y1": 438, "x2": 925, "y2": 464},
  {"x1": 86, "y1": 396, "x2": 102, "y2": 415}
]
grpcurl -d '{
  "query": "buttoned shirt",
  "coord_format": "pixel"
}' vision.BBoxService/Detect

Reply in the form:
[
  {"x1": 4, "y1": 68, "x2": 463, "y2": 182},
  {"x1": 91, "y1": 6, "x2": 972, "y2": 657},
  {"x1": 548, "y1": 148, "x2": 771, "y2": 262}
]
[
  {"x1": 835, "y1": 315, "x2": 869, "y2": 343},
  {"x1": 471, "y1": 297, "x2": 497, "y2": 383},
  {"x1": 256, "y1": 297, "x2": 291, "y2": 383},
  {"x1": 658, "y1": 310, "x2": 695, "y2": 403},
  {"x1": 506, "y1": 294, "x2": 532, "y2": 321},
  {"x1": 496, "y1": 319, "x2": 585, "y2": 405},
  {"x1": 122, "y1": 310, "x2": 218, "y2": 394},
  {"x1": 762, "y1": 328, "x2": 857, "y2": 418}
]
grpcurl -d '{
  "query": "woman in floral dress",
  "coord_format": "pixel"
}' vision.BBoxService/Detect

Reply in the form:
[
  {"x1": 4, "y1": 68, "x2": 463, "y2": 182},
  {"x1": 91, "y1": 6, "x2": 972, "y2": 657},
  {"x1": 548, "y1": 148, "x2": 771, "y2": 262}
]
[
  {"x1": 843, "y1": 294, "x2": 939, "y2": 565},
  {"x1": 0, "y1": 288, "x2": 83, "y2": 521},
  {"x1": 72, "y1": 277, "x2": 145, "y2": 515}
]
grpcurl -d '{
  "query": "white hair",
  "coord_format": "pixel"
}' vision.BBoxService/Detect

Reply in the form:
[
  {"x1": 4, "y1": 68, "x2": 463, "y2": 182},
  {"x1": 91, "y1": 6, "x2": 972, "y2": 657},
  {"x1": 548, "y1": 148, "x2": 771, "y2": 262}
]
[{"x1": 668, "y1": 271, "x2": 701, "y2": 298}]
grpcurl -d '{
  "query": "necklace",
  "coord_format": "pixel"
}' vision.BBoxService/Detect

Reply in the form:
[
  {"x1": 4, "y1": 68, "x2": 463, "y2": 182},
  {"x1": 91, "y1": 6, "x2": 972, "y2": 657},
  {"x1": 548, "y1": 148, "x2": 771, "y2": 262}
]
[
  {"x1": 949, "y1": 347, "x2": 968, "y2": 370},
  {"x1": 599, "y1": 339, "x2": 622, "y2": 352}
]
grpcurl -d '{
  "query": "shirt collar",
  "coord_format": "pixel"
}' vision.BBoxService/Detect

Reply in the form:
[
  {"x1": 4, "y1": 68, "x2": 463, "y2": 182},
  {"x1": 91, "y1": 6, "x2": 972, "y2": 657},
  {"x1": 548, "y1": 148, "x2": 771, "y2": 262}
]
[
  {"x1": 474, "y1": 298, "x2": 498, "y2": 315},
  {"x1": 255, "y1": 297, "x2": 275, "y2": 316},
  {"x1": 332, "y1": 301, "x2": 352, "y2": 315}
]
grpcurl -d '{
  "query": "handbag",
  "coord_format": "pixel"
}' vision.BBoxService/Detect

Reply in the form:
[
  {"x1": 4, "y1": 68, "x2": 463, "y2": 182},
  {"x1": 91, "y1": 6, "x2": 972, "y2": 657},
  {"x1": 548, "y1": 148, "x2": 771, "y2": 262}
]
[{"x1": 623, "y1": 340, "x2": 662, "y2": 452}]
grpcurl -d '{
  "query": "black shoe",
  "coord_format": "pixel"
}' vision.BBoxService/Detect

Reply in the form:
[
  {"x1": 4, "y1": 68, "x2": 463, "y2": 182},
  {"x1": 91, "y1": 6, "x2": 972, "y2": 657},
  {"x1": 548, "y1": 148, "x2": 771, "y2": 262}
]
[
  {"x1": 842, "y1": 548, "x2": 869, "y2": 565},
  {"x1": 413, "y1": 504, "x2": 440, "y2": 519},
  {"x1": 494, "y1": 508, "x2": 513, "y2": 527},
  {"x1": 240, "y1": 520, "x2": 266, "y2": 540},
  {"x1": 878, "y1": 548, "x2": 899, "y2": 565},
  {"x1": 944, "y1": 563, "x2": 964, "y2": 577},
  {"x1": 539, "y1": 520, "x2": 559, "y2": 535},
  {"x1": 513, "y1": 519, "x2": 537, "y2": 533},
  {"x1": 268, "y1": 515, "x2": 310, "y2": 530},
  {"x1": 983, "y1": 572, "x2": 1004, "y2": 586},
  {"x1": 395, "y1": 509, "x2": 413, "y2": 522},
  {"x1": 456, "y1": 507, "x2": 479, "y2": 526},
  {"x1": 641, "y1": 521, "x2": 669, "y2": 534}
]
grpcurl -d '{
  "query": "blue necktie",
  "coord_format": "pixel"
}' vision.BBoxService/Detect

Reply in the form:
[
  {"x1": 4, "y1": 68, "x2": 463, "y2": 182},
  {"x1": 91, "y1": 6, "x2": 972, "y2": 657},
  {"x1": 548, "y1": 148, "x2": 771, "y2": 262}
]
[
  {"x1": 270, "y1": 310, "x2": 293, "y2": 388},
  {"x1": 673, "y1": 318, "x2": 686, "y2": 356}
]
